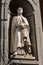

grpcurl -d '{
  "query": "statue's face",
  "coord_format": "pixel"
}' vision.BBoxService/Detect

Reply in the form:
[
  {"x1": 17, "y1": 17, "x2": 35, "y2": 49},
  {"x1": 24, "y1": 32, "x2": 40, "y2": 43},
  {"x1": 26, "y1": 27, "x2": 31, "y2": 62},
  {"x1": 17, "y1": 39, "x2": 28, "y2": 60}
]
[{"x1": 17, "y1": 7, "x2": 23, "y2": 15}]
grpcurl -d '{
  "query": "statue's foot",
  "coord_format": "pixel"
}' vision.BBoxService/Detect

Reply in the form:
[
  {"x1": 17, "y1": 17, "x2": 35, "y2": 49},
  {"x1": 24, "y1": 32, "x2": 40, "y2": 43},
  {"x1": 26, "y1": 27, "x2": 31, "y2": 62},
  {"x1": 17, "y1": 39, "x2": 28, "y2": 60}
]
[
  {"x1": 29, "y1": 54, "x2": 35, "y2": 59},
  {"x1": 10, "y1": 52, "x2": 17, "y2": 58}
]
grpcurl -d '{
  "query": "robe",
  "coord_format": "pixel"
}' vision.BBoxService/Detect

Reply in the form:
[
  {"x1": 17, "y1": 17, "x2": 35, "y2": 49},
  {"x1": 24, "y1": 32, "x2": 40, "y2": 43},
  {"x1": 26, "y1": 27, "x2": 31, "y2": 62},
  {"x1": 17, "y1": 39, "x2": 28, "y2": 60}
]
[{"x1": 10, "y1": 15, "x2": 31, "y2": 54}]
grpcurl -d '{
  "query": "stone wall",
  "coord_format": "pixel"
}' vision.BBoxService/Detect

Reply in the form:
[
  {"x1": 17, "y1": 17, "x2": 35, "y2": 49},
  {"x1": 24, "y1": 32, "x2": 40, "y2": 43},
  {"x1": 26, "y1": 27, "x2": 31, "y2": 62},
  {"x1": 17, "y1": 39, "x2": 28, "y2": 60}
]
[
  {"x1": 0, "y1": 0, "x2": 1, "y2": 65},
  {"x1": 0, "y1": 0, "x2": 43, "y2": 65},
  {"x1": 39, "y1": 0, "x2": 43, "y2": 28}
]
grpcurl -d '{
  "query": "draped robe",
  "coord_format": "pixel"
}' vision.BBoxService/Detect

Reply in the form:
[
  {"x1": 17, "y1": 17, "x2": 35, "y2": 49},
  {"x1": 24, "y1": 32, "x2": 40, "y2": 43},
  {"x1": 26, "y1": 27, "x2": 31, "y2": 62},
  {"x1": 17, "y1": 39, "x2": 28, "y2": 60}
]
[{"x1": 10, "y1": 15, "x2": 31, "y2": 54}]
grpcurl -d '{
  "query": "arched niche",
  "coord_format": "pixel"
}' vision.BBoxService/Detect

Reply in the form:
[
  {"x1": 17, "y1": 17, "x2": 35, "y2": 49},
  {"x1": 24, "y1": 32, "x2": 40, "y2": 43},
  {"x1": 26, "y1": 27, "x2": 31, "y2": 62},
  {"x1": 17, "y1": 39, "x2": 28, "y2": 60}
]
[{"x1": 8, "y1": 0, "x2": 38, "y2": 60}]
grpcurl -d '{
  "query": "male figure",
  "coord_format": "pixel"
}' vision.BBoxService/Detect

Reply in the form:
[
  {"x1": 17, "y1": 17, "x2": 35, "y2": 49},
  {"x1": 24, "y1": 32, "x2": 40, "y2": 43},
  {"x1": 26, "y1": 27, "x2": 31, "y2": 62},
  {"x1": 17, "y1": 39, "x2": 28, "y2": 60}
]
[{"x1": 10, "y1": 7, "x2": 31, "y2": 58}]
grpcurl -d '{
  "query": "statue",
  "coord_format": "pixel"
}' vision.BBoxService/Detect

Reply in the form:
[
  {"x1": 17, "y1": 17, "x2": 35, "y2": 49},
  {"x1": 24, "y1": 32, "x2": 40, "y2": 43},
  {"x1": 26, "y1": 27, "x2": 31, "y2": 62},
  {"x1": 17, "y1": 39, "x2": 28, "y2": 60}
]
[{"x1": 10, "y1": 7, "x2": 35, "y2": 59}]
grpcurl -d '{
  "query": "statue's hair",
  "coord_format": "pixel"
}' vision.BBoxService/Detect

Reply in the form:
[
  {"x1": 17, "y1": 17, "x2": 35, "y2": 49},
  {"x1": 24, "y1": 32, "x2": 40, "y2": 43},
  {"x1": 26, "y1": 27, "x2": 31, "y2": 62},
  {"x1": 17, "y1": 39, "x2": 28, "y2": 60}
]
[{"x1": 17, "y1": 7, "x2": 23, "y2": 13}]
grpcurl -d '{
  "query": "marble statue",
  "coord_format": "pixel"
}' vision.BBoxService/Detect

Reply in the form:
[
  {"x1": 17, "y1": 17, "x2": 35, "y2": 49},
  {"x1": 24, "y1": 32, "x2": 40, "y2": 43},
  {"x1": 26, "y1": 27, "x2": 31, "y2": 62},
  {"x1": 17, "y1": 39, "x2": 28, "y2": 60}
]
[{"x1": 10, "y1": 7, "x2": 34, "y2": 59}]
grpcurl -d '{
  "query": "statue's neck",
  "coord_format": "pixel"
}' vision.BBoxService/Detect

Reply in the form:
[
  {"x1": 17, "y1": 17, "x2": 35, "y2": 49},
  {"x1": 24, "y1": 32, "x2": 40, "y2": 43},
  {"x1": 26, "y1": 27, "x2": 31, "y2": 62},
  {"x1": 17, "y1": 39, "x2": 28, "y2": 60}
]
[{"x1": 18, "y1": 14, "x2": 23, "y2": 17}]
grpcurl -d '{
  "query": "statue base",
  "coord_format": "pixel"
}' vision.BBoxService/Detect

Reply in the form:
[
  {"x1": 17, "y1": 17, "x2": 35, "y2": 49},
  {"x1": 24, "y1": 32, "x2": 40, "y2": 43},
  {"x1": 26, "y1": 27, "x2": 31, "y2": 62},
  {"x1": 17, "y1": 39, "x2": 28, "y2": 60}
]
[
  {"x1": 10, "y1": 48, "x2": 35, "y2": 60},
  {"x1": 11, "y1": 54, "x2": 35, "y2": 60},
  {"x1": 8, "y1": 55, "x2": 38, "y2": 65}
]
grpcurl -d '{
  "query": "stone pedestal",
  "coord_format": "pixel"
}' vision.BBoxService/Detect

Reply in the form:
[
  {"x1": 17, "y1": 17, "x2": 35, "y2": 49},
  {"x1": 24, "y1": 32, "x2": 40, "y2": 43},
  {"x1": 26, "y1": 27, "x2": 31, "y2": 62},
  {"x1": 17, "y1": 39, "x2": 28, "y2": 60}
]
[{"x1": 8, "y1": 60, "x2": 39, "y2": 65}]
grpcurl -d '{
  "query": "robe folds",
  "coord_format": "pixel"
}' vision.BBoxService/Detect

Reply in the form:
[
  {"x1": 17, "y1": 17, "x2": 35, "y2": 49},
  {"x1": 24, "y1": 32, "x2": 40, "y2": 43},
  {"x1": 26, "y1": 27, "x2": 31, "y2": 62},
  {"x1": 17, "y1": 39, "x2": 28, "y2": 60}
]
[{"x1": 10, "y1": 15, "x2": 31, "y2": 54}]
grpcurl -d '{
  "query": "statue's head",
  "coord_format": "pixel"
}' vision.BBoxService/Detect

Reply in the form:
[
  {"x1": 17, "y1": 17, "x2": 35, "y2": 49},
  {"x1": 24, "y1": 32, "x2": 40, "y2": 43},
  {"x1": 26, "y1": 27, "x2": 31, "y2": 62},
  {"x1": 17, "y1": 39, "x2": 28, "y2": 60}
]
[{"x1": 17, "y1": 7, "x2": 23, "y2": 15}]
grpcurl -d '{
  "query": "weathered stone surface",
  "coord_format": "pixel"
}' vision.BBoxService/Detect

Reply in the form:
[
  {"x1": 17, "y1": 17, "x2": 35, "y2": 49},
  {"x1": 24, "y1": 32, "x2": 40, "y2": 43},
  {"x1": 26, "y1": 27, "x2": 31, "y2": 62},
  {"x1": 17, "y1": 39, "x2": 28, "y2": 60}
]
[
  {"x1": 8, "y1": 60, "x2": 39, "y2": 65},
  {"x1": 0, "y1": 0, "x2": 43, "y2": 65}
]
